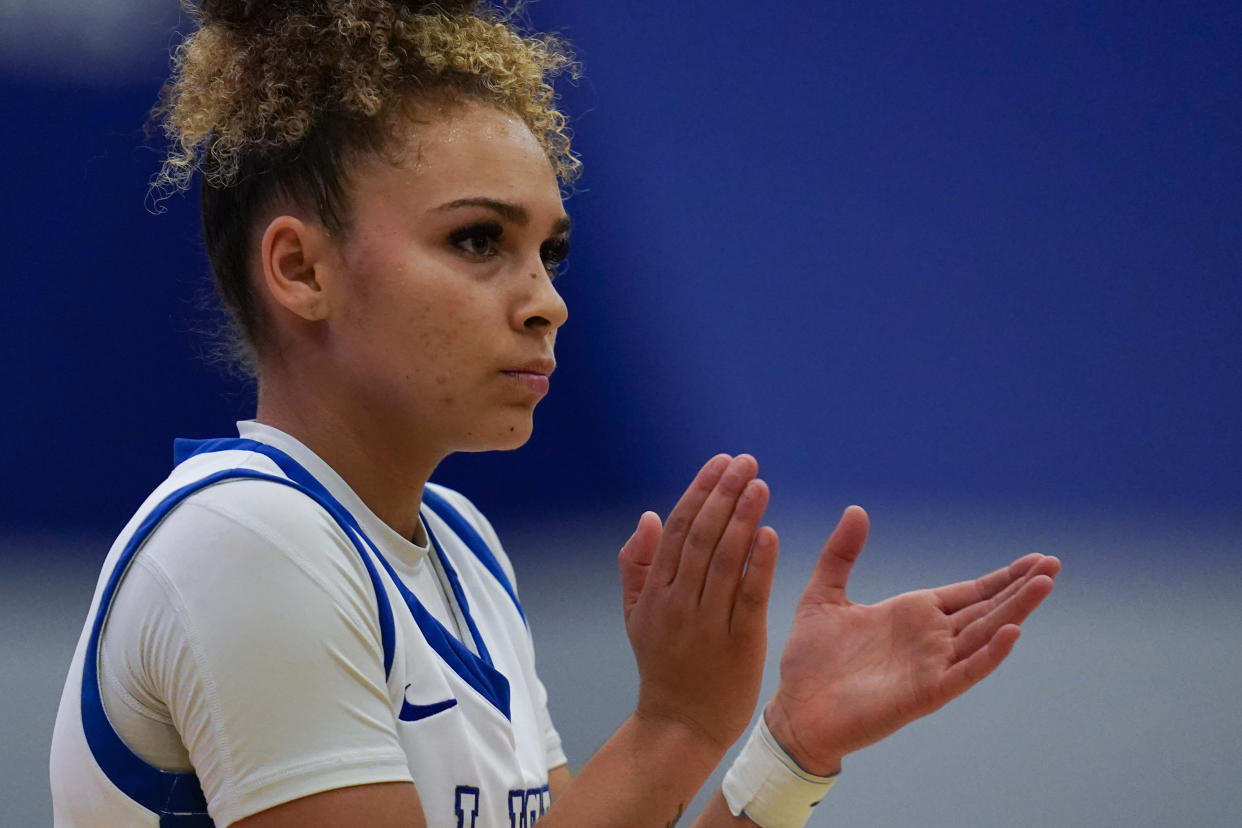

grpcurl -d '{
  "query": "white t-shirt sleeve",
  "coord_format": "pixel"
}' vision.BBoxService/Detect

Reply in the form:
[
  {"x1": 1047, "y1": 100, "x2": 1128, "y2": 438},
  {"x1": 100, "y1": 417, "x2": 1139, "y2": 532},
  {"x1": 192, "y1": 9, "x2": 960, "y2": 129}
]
[{"x1": 99, "y1": 478, "x2": 412, "y2": 827}]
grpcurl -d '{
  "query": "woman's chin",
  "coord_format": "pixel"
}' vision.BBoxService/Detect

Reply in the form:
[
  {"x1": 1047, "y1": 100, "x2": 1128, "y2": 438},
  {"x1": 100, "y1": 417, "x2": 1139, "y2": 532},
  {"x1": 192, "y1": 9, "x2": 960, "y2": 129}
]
[
  {"x1": 460, "y1": 417, "x2": 536, "y2": 454},
  {"x1": 493, "y1": 429, "x2": 534, "y2": 452}
]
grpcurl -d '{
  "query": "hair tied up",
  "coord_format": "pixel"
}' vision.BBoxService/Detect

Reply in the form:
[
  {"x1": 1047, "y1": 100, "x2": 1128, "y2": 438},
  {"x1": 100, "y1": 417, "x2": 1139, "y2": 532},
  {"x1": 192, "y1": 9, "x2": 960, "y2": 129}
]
[
  {"x1": 196, "y1": 0, "x2": 308, "y2": 26},
  {"x1": 198, "y1": 1, "x2": 303, "y2": 26},
  {"x1": 394, "y1": 1, "x2": 483, "y2": 12},
  {"x1": 199, "y1": 0, "x2": 482, "y2": 27}
]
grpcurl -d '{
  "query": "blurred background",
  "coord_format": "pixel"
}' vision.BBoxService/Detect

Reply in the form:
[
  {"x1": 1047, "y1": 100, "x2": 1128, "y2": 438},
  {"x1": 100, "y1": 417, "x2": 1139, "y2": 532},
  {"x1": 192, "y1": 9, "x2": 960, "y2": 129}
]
[{"x1": 2, "y1": 0, "x2": 1239, "y2": 824}]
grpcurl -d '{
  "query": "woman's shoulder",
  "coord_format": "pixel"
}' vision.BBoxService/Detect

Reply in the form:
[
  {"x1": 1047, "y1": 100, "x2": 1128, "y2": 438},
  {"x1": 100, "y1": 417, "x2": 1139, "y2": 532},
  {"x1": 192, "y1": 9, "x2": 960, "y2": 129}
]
[
  {"x1": 135, "y1": 462, "x2": 369, "y2": 594},
  {"x1": 423, "y1": 482, "x2": 518, "y2": 587},
  {"x1": 424, "y1": 483, "x2": 505, "y2": 548}
]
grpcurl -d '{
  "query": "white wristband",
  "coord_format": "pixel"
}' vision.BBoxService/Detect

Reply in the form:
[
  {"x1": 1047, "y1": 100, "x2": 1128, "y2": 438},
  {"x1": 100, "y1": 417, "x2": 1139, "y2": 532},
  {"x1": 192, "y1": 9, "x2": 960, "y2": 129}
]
[{"x1": 721, "y1": 718, "x2": 838, "y2": 828}]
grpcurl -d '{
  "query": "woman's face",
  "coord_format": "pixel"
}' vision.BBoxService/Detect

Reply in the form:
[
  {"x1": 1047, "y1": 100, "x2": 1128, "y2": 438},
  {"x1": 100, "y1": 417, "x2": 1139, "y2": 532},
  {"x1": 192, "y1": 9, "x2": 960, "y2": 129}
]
[{"x1": 324, "y1": 99, "x2": 570, "y2": 456}]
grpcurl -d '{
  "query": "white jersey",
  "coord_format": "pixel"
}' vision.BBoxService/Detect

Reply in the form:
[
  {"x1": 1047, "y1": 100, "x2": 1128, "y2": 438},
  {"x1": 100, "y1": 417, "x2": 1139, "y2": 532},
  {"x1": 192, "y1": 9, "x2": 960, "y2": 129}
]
[{"x1": 51, "y1": 423, "x2": 564, "y2": 827}]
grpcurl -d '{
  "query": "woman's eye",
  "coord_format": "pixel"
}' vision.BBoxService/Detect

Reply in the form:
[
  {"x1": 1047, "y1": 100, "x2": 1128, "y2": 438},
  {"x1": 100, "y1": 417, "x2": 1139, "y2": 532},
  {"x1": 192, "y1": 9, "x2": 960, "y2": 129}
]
[
  {"x1": 449, "y1": 222, "x2": 503, "y2": 259},
  {"x1": 541, "y1": 237, "x2": 570, "y2": 278}
]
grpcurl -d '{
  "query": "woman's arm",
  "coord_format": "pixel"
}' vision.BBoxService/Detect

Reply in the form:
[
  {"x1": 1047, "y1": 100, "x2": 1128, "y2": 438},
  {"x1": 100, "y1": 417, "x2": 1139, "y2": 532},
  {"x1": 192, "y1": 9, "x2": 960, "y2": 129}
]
[{"x1": 233, "y1": 782, "x2": 425, "y2": 828}]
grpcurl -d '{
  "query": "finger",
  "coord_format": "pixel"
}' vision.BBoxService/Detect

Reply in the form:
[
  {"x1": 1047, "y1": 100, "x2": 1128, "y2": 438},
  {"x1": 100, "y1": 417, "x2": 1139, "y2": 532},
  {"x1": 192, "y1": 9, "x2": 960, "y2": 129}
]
[
  {"x1": 730, "y1": 526, "x2": 779, "y2": 638},
  {"x1": 619, "y1": 511, "x2": 662, "y2": 618},
  {"x1": 947, "y1": 569, "x2": 1029, "y2": 633},
  {"x1": 800, "y1": 505, "x2": 869, "y2": 607},
  {"x1": 934, "y1": 553, "x2": 1047, "y2": 614},
  {"x1": 940, "y1": 624, "x2": 1021, "y2": 701},
  {"x1": 700, "y1": 477, "x2": 770, "y2": 610},
  {"x1": 671, "y1": 454, "x2": 759, "y2": 594},
  {"x1": 948, "y1": 555, "x2": 1061, "y2": 632},
  {"x1": 648, "y1": 454, "x2": 731, "y2": 587},
  {"x1": 951, "y1": 574, "x2": 1055, "y2": 664}
]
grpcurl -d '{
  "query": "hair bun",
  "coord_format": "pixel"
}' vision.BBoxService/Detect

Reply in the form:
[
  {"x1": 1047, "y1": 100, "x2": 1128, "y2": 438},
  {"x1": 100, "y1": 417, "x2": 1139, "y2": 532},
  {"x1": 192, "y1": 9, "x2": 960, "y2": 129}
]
[
  {"x1": 198, "y1": 0, "x2": 308, "y2": 26},
  {"x1": 394, "y1": 1, "x2": 482, "y2": 12},
  {"x1": 199, "y1": 0, "x2": 481, "y2": 27}
]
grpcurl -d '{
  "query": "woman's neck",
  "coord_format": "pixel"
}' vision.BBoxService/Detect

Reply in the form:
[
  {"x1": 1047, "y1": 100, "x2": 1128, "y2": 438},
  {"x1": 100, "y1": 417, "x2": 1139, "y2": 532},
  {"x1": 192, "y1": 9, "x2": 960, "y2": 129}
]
[{"x1": 255, "y1": 378, "x2": 441, "y2": 543}]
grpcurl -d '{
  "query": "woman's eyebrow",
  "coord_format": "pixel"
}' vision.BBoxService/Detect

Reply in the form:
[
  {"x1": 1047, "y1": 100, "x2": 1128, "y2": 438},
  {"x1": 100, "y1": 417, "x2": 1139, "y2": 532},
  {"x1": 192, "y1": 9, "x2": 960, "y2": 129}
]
[{"x1": 435, "y1": 196, "x2": 571, "y2": 235}]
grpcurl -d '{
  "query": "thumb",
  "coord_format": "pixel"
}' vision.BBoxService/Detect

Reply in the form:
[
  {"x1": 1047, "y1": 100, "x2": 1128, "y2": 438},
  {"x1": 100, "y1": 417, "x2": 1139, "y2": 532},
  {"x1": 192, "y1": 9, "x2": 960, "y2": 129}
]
[
  {"x1": 802, "y1": 505, "x2": 869, "y2": 607},
  {"x1": 619, "y1": 511, "x2": 662, "y2": 617}
]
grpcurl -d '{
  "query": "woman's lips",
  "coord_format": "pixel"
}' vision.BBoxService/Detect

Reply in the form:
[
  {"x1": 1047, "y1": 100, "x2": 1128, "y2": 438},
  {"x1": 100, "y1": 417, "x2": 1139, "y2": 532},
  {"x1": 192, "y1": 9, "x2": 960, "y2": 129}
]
[{"x1": 501, "y1": 368, "x2": 551, "y2": 396}]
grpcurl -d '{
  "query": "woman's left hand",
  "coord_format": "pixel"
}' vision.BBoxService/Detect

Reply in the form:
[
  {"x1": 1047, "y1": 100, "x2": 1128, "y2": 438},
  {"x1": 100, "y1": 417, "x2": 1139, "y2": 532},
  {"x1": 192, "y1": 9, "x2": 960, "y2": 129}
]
[{"x1": 763, "y1": 506, "x2": 1061, "y2": 775}]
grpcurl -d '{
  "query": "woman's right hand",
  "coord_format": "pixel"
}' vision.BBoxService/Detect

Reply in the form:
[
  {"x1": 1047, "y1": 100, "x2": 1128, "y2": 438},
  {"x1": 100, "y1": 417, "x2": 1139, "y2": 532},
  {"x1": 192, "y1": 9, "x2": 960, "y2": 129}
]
[{"x1": 617, "y1": 454, "x2": 779, "y2": 754}]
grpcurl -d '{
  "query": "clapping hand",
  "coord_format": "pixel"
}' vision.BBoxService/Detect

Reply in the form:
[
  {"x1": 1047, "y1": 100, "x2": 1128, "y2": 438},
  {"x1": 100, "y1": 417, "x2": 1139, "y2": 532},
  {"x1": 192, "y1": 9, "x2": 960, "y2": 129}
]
[
  {"x1": 619, "y1": 454, "x2": 779, "y2": 752},
  {"x1": 764, "y1": 506, "x2": 1061, "y2": 774}
]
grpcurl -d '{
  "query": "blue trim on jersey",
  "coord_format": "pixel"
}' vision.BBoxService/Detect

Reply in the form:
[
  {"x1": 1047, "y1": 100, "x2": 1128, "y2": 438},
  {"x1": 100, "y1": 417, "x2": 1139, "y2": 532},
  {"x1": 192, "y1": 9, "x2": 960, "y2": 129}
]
[
  {"x1": 371, "y1": 525, "x2": 512, "y2": 719},
  {"x1": 83, "y1": 447, "x2": 411, "y2": 821},
  {"x1": 421, "y1": 487, "x2": 526, "y2": 624},
  {"x1": 82, "y1": 469, "x2": 321, "y2": 821},
  {"x1": 175, "y1": 437, "x2": 513, "y2": 721},
  {"x1": 160, "y1": 810, "x2": 213, "y2": 827},
  {"x1": 175, "y1": 439, "x2": 526, "y2": 624},
  {"x1": 175, "y1": 437, "x2": 397, "y2": 678},
  {"x1": 425, "y1": 522, "x2": 495, "y2": 667}
]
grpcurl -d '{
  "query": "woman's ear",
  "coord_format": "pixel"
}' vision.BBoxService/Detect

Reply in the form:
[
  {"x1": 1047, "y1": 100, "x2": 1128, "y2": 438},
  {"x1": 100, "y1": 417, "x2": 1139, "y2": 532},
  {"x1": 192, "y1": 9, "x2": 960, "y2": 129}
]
[{"x1": 259, "y1": 215, "x2": 336, "y2": 321}]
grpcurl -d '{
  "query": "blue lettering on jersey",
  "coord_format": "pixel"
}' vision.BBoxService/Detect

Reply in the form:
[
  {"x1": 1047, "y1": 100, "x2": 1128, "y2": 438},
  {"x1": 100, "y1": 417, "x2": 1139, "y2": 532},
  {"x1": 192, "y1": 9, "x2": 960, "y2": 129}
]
[
  {"x1": 457, "y1": 783, "x2": 550, "y2": 826},
  {"x1": 455, "y1": 786, "x2": 480, "y2": 828},
  {"x1": 508, "y1": 790, "x2": 525, "y2": 827},
  {"x1": 507, "y1": 785, "x2": 550, "y2": 827}
]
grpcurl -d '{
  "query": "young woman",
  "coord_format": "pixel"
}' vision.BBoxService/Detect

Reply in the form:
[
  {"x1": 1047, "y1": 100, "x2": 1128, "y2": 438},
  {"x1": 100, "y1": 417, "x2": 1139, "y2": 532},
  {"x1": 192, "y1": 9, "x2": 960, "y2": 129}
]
[{"x1": 50, "y1": 2, "x2": 1060, "y2": 826}]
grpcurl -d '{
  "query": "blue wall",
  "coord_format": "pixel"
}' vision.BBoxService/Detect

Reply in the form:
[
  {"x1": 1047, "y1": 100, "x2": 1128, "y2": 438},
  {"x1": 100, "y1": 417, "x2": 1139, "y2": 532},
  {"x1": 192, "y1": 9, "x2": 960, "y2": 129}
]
[{"x1": 2, "y1": 0, "x2": 1238, "y2": 534}]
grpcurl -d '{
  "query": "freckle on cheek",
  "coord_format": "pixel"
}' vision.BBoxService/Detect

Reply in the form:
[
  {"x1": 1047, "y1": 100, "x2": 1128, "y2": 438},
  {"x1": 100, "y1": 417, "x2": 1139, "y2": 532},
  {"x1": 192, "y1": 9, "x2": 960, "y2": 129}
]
[{"x1": 435, "y1": 375, "x2": 448, "y2": 386}]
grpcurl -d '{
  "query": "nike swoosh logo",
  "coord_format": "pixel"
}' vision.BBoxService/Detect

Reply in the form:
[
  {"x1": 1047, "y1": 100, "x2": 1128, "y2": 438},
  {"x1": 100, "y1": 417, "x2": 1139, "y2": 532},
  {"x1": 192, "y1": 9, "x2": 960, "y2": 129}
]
[{"x1": 399, "y1": 686, "x2": 458, "y2": 722}]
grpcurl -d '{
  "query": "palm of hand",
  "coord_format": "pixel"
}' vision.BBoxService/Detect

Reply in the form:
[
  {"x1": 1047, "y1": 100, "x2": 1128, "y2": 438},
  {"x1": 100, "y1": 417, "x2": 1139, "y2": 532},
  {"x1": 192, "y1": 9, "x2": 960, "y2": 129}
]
[
  {"x1": 778, "y1": 589, "x2": 962, "y2": 758},
  {"x1": 766, "y1": 507, "x2": 1059, "y2": 774}
]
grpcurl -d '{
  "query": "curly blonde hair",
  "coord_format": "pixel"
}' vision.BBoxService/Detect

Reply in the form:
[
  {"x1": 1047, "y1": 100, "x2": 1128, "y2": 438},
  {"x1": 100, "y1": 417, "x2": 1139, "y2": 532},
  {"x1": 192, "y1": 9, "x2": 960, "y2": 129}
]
[{"x1": 151, "y1": 0, "x2": 579, "y2": 374}]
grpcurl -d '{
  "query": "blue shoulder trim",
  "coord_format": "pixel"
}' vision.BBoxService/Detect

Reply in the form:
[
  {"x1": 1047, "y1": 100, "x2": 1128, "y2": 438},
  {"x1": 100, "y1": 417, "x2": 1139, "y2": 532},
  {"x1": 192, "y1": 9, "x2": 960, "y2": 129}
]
[
  {"x1": 81, "y1": 440, "x2": 407, "y2": 820},
  {"x1": 177, "y1": 438, "x2": 512, "y2": 721},
  {"x1": 174, "y1": 438, "x2": 396, "y2": 677},
  {"x1": 421, "y1": 487, "x2": 526, "y2": 624},
  {"x1": 82, "y1": 469, "x2": 329, "y2": 821}
]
